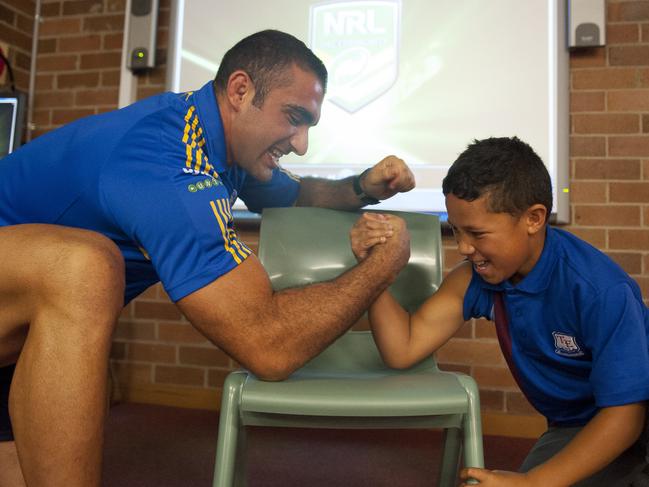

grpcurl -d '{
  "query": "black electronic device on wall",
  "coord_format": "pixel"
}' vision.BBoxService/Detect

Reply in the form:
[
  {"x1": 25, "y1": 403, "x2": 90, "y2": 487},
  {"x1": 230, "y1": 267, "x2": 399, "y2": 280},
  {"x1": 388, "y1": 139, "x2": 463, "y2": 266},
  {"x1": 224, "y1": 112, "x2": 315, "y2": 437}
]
[{"x1": 126, "y1": 0, "x2": 159, "y2": 72}]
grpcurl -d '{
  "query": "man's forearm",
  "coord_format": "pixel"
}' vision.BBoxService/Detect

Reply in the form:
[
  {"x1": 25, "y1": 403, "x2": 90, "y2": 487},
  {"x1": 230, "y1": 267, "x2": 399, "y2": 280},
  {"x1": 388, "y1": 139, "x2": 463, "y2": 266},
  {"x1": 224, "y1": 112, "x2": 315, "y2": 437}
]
[{"x1": 296, "y1": 176, "x2": 367, "y2": 209}]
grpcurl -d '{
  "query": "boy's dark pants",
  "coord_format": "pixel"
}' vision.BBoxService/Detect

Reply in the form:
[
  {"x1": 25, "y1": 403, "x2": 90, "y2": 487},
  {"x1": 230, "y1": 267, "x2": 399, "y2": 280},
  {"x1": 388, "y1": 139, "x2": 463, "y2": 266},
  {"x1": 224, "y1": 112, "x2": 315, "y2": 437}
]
[{"x1": 520, "y1": 420, "x2": 648, "y2": 486}]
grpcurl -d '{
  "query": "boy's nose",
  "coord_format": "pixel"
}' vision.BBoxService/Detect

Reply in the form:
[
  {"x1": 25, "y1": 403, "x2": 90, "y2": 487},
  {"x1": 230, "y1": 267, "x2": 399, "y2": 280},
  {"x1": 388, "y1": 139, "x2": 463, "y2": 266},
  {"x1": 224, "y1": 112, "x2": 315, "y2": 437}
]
[{"x1": 457, "y1": 238, "x2": 475, "y2": 256}]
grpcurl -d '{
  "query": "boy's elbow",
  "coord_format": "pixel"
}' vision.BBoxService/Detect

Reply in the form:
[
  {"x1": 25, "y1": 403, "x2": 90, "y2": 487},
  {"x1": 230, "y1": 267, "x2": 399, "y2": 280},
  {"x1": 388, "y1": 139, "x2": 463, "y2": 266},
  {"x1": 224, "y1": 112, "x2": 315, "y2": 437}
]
[{"x1": 382, "y1": 353, "x2": 416, "y2": 370}]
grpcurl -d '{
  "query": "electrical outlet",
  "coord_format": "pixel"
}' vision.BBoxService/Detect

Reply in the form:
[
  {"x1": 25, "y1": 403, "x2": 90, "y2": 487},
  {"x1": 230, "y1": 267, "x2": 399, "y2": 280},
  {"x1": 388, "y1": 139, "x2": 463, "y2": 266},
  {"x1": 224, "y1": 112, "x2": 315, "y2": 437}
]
[{"x1": 0, "y1": 41, "x2": 9, "y2": 87}]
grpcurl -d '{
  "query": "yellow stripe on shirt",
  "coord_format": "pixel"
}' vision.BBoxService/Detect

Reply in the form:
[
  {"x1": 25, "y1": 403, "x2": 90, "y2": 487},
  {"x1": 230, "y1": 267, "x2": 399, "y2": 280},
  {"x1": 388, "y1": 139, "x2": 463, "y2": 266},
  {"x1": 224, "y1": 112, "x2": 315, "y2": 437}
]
[{"x1": 210, "y1": 199, "x2": 243, "y2": 265}]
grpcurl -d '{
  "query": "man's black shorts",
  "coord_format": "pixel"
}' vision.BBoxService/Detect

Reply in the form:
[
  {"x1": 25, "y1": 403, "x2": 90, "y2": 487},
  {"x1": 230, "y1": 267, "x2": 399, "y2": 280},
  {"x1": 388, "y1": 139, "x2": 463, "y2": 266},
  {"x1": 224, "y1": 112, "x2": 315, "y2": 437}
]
[{"x1": 0, "y1": 364, "x2": 15, "y2": 441}]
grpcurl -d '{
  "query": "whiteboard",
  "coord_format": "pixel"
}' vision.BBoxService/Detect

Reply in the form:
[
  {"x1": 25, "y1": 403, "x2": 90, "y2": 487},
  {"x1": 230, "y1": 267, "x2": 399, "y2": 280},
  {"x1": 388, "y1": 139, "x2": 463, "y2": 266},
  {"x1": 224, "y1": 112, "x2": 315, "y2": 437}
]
[{"x1": 166, "y1": 0, "x2": 570, "y2": 222}]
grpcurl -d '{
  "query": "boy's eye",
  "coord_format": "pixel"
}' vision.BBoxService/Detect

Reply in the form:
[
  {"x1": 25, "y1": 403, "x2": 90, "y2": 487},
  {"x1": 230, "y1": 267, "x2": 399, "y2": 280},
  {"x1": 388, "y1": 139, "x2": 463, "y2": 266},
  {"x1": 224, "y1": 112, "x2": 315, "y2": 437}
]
[{"x1": 287, "y1": 113, "x2": 300, "y2": 126}]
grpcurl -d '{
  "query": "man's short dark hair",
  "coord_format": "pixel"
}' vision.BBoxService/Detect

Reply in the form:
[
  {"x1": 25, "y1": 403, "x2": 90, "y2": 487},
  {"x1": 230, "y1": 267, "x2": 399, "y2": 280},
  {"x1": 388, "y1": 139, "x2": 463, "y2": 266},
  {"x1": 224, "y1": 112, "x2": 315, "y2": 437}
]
[
  {"x1": 214, "y1": 29, "x2": 328, "y2": 108},
  {"x1": 442, "y1": 136, "x2": 553, "y2": 219}
]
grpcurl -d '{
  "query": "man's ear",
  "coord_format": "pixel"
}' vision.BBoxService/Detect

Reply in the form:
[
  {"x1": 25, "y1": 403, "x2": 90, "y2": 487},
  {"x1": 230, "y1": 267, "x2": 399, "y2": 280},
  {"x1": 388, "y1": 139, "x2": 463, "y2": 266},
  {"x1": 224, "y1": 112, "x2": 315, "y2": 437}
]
[
  {"x1": 525, "y1": 204, "x2": 547, "y2": 235},
  {"x1": 226, "y1": 70, "x2": 253, "y2": 110}
]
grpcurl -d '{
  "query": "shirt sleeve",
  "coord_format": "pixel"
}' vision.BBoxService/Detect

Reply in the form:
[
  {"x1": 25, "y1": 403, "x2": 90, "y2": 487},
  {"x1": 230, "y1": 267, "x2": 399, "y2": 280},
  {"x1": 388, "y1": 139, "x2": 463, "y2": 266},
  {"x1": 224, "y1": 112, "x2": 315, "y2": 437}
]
[
  {"x1": 100, "y1": 112, "x2": 252, "y2": 302},
  {"x1": 239, "y1": 166, "x2": 301, "y2": 214},
  {"x1": 583, "y1": 281, "x2": 649, "y2": 407},
  {"x1": 463, "y1": 271, "x2": 494, "y2": 322}
]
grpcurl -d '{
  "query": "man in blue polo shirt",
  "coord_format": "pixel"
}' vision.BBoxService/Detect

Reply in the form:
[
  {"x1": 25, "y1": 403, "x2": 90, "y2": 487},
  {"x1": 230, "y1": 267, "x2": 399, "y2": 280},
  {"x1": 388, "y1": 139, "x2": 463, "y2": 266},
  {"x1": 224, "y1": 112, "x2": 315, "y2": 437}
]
[
  {"x1": 0, "y1": 30, "x2": 414, "y2": 486},
  {"x1": 351, "y1": 137, "x2": 649, "y2": 486}
]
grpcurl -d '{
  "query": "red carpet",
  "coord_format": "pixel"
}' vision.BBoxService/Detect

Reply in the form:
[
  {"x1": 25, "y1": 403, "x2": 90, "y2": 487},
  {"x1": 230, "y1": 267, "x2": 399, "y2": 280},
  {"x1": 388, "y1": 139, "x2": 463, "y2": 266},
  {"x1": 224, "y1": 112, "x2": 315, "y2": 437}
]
[{"x1": 102, "y1": 402, "x2": 535, "y2": 486}]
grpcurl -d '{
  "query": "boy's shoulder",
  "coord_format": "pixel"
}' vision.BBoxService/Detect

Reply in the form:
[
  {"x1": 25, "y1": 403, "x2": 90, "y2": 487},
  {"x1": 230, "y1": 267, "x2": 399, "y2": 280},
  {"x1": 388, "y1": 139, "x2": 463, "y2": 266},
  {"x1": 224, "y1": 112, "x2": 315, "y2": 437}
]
[{"x1": 548, "y1": 227, "x2": 630, "y2": 292}]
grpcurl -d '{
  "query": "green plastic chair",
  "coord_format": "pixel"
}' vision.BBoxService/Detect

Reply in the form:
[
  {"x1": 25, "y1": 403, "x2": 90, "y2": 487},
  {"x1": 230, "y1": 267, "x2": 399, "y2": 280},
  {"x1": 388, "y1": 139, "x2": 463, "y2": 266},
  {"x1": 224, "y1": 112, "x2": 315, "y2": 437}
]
[{"x1": 213, "y1": 207, "x2": 483, "y2": 486}]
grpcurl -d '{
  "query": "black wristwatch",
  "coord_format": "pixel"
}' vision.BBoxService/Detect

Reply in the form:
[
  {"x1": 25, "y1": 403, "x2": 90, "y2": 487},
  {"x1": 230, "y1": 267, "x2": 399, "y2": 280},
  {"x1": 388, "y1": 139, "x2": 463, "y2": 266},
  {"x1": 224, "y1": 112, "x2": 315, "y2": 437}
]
[{"x1": 353, "y1": 169, "x2": 380, "y2": 205}]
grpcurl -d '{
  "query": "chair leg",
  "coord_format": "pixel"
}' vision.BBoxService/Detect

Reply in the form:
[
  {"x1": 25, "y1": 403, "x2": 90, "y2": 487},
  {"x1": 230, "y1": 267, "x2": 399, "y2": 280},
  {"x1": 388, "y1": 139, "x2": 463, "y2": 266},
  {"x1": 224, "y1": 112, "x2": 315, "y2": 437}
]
[
  {"x1": 438, "y1": 427, "x2": 461, "y2": 487},
  {"x1": 213, "y1": 372, "x2": 248, "y2": 487},
  {"x1": 457, "y1": 374, "x2": 484, "y2": 469}
]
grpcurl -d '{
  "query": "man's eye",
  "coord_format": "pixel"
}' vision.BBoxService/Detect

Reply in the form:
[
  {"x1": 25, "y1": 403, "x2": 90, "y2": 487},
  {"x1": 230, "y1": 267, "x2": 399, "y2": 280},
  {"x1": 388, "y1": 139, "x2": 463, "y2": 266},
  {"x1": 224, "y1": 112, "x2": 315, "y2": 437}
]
[
  {"x1": 287, "y1": 114, "x2": 300, "y2": 126},
  {"x1": 472, "y1": 232, "x2": 485, "y2": 239}
]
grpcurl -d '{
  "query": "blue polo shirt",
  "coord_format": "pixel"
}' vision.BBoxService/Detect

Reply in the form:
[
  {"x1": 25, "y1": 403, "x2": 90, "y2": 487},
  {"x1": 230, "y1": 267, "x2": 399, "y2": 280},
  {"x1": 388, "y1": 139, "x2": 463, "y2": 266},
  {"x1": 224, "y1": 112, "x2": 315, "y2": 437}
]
[
  {"x1": 0, "y1": 81, "x2": 301, "y2": 303},
  {"x1": 464, "y1": 226, "x2": 649, "y2": 426}
]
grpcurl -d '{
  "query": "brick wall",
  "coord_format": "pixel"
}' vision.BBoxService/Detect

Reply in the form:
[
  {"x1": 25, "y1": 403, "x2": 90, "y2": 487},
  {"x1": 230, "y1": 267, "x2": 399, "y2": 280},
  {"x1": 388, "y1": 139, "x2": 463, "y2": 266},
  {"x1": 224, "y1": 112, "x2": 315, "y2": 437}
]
[
  {"x1": 0, "y1": 0, "x2": 34, "y2": 92},
  {"x1": 1, "y1": 0, "x2": 648, "y2": 434}
]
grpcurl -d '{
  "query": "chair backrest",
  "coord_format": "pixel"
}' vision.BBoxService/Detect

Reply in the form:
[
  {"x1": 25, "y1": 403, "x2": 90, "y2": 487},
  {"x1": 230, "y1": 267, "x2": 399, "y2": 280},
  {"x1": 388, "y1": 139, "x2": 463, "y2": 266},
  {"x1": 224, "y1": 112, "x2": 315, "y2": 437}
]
[{"x1": 258, "y1": 207, "x2": 443, "y2": 372}]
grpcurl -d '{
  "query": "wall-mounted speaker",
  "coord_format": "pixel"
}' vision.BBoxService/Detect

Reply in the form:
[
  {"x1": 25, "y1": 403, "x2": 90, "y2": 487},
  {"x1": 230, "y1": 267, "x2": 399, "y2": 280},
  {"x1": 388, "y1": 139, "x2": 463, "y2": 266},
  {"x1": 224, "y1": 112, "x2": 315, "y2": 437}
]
[
  {"x1": 126, "y1": 0, "x2": 159, "y2": 72},
  {"x1": 568, "y1": 0, "x2": 606, "y2": 48}
]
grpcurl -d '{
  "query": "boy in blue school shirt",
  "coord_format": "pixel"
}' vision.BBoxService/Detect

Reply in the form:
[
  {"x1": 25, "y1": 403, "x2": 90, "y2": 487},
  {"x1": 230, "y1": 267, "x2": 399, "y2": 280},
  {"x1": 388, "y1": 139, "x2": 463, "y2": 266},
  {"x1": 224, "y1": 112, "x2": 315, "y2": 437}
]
[{"x1": 351, "y1": 136, "x2": 649, "y2": 486}]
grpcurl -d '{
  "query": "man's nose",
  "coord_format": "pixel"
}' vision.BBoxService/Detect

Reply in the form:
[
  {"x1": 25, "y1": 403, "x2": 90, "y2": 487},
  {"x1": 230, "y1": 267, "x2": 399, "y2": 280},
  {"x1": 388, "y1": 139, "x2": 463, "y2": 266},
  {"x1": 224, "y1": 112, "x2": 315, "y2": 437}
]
[{"x1": 290, "y1": 127, "x2": 308, "y2": 156}]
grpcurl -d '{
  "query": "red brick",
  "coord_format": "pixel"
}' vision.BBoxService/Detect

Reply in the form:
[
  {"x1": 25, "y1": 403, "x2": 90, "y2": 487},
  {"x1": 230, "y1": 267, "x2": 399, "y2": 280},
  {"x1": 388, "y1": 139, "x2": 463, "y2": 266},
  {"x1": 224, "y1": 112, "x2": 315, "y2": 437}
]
[
  {"x1": 610, "y1": 182, "x2": 649, "y2": 202},
  {"x1": 606, "y1": 252, "x2": 643, "y2": 274},
  {"x1": 101, "y1": 69, "x2": 121, "y2": 87},
  {"x1": 0, "y1": 4, "x2": 16, "y2": 25},
  {"x1": 609, "y1": 229, "x2": 649, "y2": 249},
  {"x1": 570, "y1": 136, "x2": 606, "y2": 157},
  {"x1": 112, "y1": 362, "x2": 153, "y2": 386},
  {"x1": 207, "y1": 368, "x2": 231, "y2": 388},
  {"x1": 58, "y1": 34, "x2": 101, "y2": 52},
  {"x1": 38, "y1": 38, "x2": 57, "y2": 54},
  {"x1": 506, "y1": 392, "x2": 536, "y2": 415},
  {"x1": 38, "y1": 54, "x2": 78, "y2": 71},
  {"x1": 75, "y1": 88, "x2": 118, "y2": 106},
  {"x1": 474, "y1": 318, "x2": 497, "y2": 339},
  {"x1": 574, "y1": 205, "x2": 640, "y2": 226},
  {"x1": 573, "y1": 113, "x2": 639, "y2": 134},
  {"x1": 436, "y1": 338, "x2": 504, "y2": 366},
  {"x1": 574, "y1": 158, "x2": 641, "y2": 180},
  {"x1": 158, "y1": 323, "x2": 208, "y2": 344},
  {"x1": 41, "y1": 2, "x2": 61, "y2": 17},
  {"x1": 608, "y1": 90, "x2": 649, "y2": 111},
  {"x1": 570, "y1": 47, "x2": 606, "y2": 68},
  {"x1": 644, "y1": 254, "x2": 649, "y2": 273},
  {"x1": 136, "y1": 86, "x2": 164, "y2": 101},
  {"x1": 572, "y1": 68, "x2": 637, "y2": 89},
  {"x1": 570, "y1": 181, "x2": 607, "y2": 203},
  {"x1": 107, "y1": 0, "x2": 126, "y2": 13},
  {"x1": 155, "y1": 365, "x2": 204, "y2": 386},
  {"x1": 564, "y1": 227, "x2": 607, "y2": 248},
  {"x1": 644, "y1": 115, "x2": 649, "y2": 133},
  {"x1": 0, "y1": 23, "x2": 32, "y2": 51},
  {"x1": 643, "y1": 23, "x2": 649, "y2": 42},
  {"x1": 134, "y1": 301, "x2": 182, "y2": 320},
  {"x1": 641, "y1": 68, "x2": 649, "y2": 87},
  {"x1": 110, "y1": 341, "x2": 126, "y2": 360},
  {"x1": 608, "y1": 1, "x2": 649, "y2": 22},
  {"x1": 62, "y1": 0, "x2": 104, "y2": 16},
  {"x1": 479, "y1": 389, "x2": 505, "y2": 412},
  {"x1": 645, "y1": 159, "x2": 649, "y2": 179},
  {"x1": 51, "y1": 107, "x2": 94, "y2": 125},
  {"x1": 83, "y1": 14, "x2": 123, "y2": 33},
  {"x1": 114, "y1": 320, "x2": 155, "y2": 340},
  {"x1": 179, "y1": 346, "x2": 231, "y2": 367},
  {"x1": 606, "y1": 23, "x2": 640, "y2": 43},
  {"x1": 609, "y1": 136, "x2": 649, "y2": 157},
  {"x1": 80, "y1": 51, "x2": 121, "y2": 70},
  {"x1": 644, "y1": 205, "x2": 649, "y2": 225},
  {"x1": 39, "y1": 17, "x2": 81, "y2": 36},
  {"x1": 474, "y1": 366, "x2": 517, "y2": 389},
  {"x1": 103, "y1": 32, "x2": 123, "y2": 50},
  {"x1": 35, "y1": 91, "x2": 74, "y2": 109},
  {"x1": 128, "y1": 343, "x2": 176, "y2": 363},
  {"x1": 1, "y1": 0, "x2": 34, "y2": 16},
  {"x1": 57, "y1": 71, "x2": 100, "y2": 88},
  {"x1": 610, "y1": 45, "x2": 649, "y2": 66},
  {"x1": 636, "y1": 276, "x2": 649, "y2": 297},
  {"x1": 32, "y1": 109, "x2": 51, "y2": 127},
  {"x1": 455, "y1": 321, "x2": 472, "y2": 339},
  {"x1": 15, "y1": 11, "x2": 34, "y2": 34}
]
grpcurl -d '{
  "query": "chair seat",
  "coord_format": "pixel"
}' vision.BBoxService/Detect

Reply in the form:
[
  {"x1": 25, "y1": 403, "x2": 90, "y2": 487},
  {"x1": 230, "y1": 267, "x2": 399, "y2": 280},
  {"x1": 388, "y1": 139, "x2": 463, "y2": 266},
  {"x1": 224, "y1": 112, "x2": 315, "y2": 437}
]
[{"x1": 241, "y1": 370, "x2": 471, "y2": 417}]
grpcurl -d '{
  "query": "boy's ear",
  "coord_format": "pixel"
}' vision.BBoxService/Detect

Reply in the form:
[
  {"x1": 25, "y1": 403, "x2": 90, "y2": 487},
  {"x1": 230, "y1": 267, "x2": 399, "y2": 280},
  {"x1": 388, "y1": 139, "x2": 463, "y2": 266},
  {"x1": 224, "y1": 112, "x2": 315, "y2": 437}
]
[
  {"x1": 525, "y1": 204, "x2": 547, "y2": 235},
  {"x1": 226, "y1": 70, "x2": 253, "y2": 111}
]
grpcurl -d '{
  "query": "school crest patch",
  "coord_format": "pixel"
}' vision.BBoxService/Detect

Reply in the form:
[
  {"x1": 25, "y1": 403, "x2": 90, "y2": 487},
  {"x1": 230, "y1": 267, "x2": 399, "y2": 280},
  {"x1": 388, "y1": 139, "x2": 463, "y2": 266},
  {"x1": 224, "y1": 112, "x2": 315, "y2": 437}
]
[{"x1": 552, "y1": 331, "x2": 584, "y2": 357}]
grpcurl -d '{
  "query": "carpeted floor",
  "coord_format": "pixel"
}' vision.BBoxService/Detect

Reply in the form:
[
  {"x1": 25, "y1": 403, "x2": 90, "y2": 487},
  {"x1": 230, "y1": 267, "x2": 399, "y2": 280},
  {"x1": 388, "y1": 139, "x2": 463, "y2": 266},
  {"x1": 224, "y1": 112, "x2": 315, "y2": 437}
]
[{"x1": 102, "y1": 402, "x2": 536, "y2": 487}]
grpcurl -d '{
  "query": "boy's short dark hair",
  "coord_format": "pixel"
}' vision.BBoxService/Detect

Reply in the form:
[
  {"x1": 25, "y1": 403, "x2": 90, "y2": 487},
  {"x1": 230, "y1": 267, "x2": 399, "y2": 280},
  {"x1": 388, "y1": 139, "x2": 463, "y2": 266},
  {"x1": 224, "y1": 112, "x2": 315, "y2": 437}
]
[
  {"x1": 214, "y1": 29, "x2": 328, "y2": 108},
  {"x1": 442, "y1": 136, "x2": 553, "y2": 219}
]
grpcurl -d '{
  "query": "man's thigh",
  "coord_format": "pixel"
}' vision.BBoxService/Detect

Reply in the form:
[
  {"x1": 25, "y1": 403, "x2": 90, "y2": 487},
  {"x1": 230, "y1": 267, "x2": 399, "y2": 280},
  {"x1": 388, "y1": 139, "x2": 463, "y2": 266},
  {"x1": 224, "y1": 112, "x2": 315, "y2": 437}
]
[{"x1": 0, "y1": 223, "x2": 121, "y2": 364}]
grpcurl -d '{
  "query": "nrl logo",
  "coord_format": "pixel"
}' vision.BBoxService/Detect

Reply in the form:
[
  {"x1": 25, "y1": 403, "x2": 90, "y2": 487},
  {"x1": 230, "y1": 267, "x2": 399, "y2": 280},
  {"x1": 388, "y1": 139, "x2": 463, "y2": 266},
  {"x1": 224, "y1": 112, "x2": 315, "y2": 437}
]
[{"x1": 309, "y1": 0, "x2": 401, "y2": 113}]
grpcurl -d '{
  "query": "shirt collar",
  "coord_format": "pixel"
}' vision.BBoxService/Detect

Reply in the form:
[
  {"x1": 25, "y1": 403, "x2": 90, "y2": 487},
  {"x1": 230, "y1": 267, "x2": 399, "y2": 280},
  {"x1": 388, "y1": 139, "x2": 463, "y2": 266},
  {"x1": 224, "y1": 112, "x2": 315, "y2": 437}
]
[
  {"x1": 476, "y1": 226, "x2": 559, "y2": 295},
  {"x1": 193, "y1": 81, "x2": 228, "y2": 174}
]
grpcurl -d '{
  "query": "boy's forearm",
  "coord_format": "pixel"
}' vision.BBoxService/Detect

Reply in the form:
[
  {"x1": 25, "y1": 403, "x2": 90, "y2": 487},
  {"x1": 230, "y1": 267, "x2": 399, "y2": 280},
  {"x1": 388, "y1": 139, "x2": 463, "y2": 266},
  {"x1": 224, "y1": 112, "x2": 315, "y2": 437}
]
[
  {"x1": 368, "y1": 291, "x2": 413, "y2": 368},
  {"x1": 526, "y1": 403, "x2": 646, "y2": 487}
]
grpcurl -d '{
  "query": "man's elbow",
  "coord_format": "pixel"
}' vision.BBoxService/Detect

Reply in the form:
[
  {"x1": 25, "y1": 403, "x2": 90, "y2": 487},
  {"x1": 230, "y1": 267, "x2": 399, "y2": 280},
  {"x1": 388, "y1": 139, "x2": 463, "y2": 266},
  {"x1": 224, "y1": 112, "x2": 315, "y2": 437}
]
[{"x1": 242, "y1": 354, "x2": 300, "y2": 382}]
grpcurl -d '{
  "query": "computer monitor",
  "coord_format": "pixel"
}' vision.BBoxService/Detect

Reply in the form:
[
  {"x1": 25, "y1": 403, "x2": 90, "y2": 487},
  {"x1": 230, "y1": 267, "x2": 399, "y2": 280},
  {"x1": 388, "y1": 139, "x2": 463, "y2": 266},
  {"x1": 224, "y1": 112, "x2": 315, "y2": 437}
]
[{"x1": 0, "y1": 91, "x2": 26, "y2": 159}]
